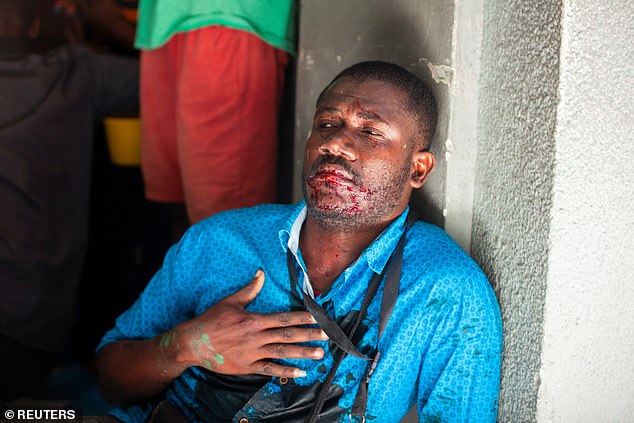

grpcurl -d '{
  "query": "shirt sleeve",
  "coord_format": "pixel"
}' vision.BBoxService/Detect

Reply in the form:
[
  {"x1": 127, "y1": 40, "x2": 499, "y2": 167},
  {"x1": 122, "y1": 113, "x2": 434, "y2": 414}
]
[
  {"x1": 417, "y1": 270, "x2": 503, "y2": 422},
  {"x1": 96, "y1": 228, "x2": 204, "y2": 352},
  {"x1": 88, "y1": 49, "x2": 140, "y2": 117}
]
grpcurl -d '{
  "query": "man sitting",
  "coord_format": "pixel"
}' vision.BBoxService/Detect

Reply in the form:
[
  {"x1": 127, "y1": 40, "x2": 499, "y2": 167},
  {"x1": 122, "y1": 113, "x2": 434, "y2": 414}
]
[{"x1": 96, "y1": 61, "x2": 502, "y2": 422}]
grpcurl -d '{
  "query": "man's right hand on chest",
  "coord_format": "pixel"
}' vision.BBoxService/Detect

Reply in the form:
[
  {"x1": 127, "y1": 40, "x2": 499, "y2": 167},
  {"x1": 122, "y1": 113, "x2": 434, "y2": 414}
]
[
  {"x1": 97, "y1": 270, "x2": 328, "y2": 406},
  {"x1": 164, "y1": 269, "x2": 328, "y2": 378}
]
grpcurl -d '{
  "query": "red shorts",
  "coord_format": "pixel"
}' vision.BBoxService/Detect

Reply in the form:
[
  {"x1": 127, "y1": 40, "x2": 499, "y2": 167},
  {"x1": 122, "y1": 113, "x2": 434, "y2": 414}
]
[{"x1": 140, "y1": 26, "x2": 288, "y2": 223}]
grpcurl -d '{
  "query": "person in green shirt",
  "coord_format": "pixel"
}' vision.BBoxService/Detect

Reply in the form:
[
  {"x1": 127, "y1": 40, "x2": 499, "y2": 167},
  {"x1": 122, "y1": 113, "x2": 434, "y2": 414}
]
[{"x1": 136, "y1": 0, "x2": 296, "y2": 232}]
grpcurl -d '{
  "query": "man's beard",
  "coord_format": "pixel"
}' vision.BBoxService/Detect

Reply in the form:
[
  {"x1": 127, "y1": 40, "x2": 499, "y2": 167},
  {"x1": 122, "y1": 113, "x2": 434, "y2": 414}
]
[{"x1": 302, "y1": 156, "x2": 411, "y2": 232}]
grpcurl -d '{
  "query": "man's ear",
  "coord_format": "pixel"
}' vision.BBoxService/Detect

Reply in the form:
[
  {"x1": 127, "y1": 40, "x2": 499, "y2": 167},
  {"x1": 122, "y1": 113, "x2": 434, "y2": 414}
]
[{"x1": 410, "y1": 151, "x2": 435, "y2": 189}]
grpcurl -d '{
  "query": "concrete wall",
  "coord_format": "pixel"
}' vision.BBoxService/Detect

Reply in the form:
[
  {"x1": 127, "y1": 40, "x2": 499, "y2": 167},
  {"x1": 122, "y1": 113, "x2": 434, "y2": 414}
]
[
  {"x1": 536, "y1": 1, "x2": 634, "y2": 421},
  {"x1": 470, "y1": 0, "x2": 562, "y2": 419},
  {"x1": 443, "y1": 0, "x2": 485, "y2": 252},
  {"x1": 472, "y1": 0, "x2": 634, "y2": 421}
]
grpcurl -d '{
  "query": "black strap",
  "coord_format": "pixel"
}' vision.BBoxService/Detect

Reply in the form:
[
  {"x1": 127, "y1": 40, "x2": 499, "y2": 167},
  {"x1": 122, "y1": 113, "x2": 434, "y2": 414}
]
[
  {"x1": 287, "y1": 249, "x2": 384, "y2": 423},
  {"x1": 289, "y1": 250, "x2": 386, "y2": 360},
  {"x1": 350, "y1": 218, "x2": 410, "y2": 419},
  {"x1": 287, "y1": 215, "x2": 413, "y2": 422}
]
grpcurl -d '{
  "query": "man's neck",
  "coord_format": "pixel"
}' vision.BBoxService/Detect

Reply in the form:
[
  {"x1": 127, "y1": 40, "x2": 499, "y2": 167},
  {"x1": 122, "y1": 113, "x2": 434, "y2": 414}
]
[{"x1": 299, "y1": 216, "x2": 391, "y2": 293}]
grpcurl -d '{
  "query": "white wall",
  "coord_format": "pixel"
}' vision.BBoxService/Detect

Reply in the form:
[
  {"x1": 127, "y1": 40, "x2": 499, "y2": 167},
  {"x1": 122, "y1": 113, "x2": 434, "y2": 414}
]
[
  {"x1": 536, "y1": 1, "x2": 634, "y2": 421},
  {"x1": 472, "y1": 0, "x2": 634, "y2": 420},
  {"x1": 443, "y1": 0, "x2": 485, "y2": 252}
]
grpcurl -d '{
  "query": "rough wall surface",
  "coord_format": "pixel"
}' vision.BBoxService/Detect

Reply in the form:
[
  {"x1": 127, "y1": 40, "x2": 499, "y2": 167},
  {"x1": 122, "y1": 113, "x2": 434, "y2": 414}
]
[
  {"x1": 471, "y1": 1, "x2": 562, "y2": 421},
  {"x1": 536, "y1": 1, "x2": 634, "y2": 421}
]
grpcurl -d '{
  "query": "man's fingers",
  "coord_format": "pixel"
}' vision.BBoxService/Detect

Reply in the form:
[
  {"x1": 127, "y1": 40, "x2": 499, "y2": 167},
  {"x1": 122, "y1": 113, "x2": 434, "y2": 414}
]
[
  {"x1": 250, "y1": 360, "x2": 307, "y2": 379},
  {"x1": 264, "y1": 326, "x2": 329, "y2": 344},
  {"x1": 251, "y1": 310, "x2": 318, "y2": 329},
  {"x1": 259, "y1": 344, "x2": 325, "y2": 360},
  {"x1": 224, "y1": 270, "x2": 265, "y2": 307}
]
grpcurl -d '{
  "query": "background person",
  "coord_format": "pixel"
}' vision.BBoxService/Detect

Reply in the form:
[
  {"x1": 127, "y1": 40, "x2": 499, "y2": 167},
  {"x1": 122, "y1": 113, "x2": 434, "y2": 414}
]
[
  {"x1": 0, "y1": 0, "x2": 139, "y2": 402},
  {"x1": 136, "y1": 0, "x2": 296, "y2": 236}
]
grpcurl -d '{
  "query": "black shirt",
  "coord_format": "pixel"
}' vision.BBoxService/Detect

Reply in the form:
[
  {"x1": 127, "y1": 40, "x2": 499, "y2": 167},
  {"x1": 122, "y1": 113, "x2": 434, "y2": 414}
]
[{"x1": 0, "y1": 39, "x2": 139, "y2": 352}]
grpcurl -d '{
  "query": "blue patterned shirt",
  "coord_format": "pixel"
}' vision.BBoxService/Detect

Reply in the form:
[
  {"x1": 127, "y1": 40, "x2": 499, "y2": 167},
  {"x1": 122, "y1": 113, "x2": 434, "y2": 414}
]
[{"x1": 99, "y1": 202, "x2": 502, "y2": 422}]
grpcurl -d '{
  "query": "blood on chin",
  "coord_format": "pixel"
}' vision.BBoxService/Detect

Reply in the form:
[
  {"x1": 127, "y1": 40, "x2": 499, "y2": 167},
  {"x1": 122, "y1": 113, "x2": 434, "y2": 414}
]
[
  {"x1": 308, "y1": 194, "x2": 364, "y2": 222},
  {"x1": 306, "y1": 179, "x2": 370, "y2": 217}
]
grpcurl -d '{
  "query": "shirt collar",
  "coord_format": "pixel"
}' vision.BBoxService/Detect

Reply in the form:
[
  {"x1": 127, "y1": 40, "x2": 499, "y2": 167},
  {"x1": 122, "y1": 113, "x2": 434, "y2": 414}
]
[
  {"x1": 279, "y1": 201, "x2": 312, "y2": 296},
  {"x1": 279, "y1": 202, "x2": 410, "y2": 292},
  {"x1": 282, "y1": 202, "x2": 307, "y2": 256}
]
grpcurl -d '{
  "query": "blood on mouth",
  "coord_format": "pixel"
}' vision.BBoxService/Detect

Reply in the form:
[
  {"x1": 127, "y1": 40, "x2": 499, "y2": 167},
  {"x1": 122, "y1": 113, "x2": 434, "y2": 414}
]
[{"x1": 307, "y1": 173, "x2": 371, "y2": 216}]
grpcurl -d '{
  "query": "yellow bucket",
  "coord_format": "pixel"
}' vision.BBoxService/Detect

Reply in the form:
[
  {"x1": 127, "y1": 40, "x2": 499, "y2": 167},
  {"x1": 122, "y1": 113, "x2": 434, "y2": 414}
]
[{"x1": 104, "y1": 116, "x2": 141, "y2": 167}]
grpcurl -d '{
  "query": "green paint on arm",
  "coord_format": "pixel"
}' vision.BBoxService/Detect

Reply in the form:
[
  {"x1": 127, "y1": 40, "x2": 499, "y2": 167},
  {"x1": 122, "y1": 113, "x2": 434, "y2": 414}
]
[
  {"x1": 199, "y1": 355, "x2": 223, "y2": 370},
  {"x1": 212, "y1": 353, "x2": 224, "y2": 365},
  {"x1": 192, "y1": 333, "x2": 223, "y2": 366},
  {"x1": 193, "y1": 333, "x2": 214, "y2": 350},
  {"x1": 200, "y1": 334, "x2": 211, "y2": 347},
  {"x1": 159, "y1": 331, "x2": 176, "y2": 351}
]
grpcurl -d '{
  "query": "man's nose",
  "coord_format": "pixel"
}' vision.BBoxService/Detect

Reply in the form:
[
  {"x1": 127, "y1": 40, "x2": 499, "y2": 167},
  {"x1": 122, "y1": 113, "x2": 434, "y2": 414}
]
[{"x1": 318, "y1": 128, "x2": 357, "y2": 161}]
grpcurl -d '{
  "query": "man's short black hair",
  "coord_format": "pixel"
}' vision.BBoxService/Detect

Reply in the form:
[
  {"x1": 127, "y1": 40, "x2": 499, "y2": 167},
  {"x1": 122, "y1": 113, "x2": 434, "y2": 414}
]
[{"x1": 317, "y1": 60, "x2": 438, "y2": 149}]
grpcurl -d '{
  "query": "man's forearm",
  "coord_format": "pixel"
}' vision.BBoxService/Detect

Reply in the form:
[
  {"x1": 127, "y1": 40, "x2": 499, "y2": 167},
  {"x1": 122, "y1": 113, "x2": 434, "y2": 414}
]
[
  {"x1": 96, "y1": 335, "x2": 188, "y2": 406},
  {"x1": 96, "y1": 271, "x2": 328, "y2": 406}
]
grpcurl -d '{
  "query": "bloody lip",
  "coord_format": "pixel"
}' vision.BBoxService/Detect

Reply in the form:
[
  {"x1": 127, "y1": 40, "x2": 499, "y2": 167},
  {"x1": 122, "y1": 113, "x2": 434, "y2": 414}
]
[
  {"x1": 310, "y1": 166, "x2": 355, "y2": 185},
  {"x1": 312, "y1": 172, "x2": 352, "y2": 187},
  {"x1": 305, "y1": 166, "x2": 372, "y2": 216}
]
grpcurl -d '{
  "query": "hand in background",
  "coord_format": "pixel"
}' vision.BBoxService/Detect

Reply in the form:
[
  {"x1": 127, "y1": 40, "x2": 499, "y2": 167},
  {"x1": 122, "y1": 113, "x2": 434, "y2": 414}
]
[{"x1": 71, "y1": 0, "x2": 136, "y2": 51}]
